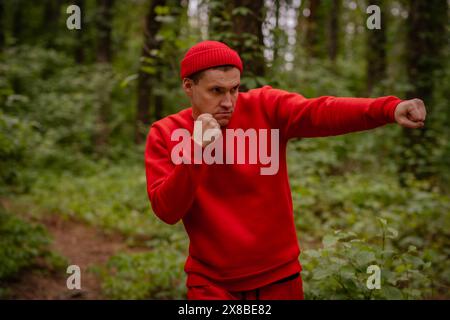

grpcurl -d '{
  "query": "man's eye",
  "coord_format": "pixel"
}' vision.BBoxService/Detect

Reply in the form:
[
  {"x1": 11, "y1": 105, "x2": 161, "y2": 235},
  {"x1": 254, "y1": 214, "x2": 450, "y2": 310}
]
[{"x1": 212, "y1": 88, "x2": 222, "y2": 93}]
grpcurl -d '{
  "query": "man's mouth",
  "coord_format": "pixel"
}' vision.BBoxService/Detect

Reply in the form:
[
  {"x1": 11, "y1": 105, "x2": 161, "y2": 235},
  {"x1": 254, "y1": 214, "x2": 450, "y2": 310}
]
[{"x1": 216, "y1": 111, "x2": 232, "y2": 116}]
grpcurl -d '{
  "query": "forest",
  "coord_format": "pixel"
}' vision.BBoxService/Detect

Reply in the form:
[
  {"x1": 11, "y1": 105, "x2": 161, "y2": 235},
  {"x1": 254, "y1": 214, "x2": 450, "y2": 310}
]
[{"x1": 0, "y1": 0, "x2": 448, "y2": 299}]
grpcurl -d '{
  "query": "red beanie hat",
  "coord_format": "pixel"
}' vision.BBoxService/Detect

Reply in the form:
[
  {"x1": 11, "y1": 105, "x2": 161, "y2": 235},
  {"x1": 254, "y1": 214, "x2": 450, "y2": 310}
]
[{"x1": 180, "y1": 40, "x2": 243, "y2": 79}]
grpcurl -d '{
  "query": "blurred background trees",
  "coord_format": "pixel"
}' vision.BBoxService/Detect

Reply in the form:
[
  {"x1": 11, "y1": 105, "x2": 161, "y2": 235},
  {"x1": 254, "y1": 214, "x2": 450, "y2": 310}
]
[
  {"x1": 1, "y1": 0, "x2": 448, "y2": 183},
  {"x1": 0, "y1": 0, "x2": 448, "y2": 299}
]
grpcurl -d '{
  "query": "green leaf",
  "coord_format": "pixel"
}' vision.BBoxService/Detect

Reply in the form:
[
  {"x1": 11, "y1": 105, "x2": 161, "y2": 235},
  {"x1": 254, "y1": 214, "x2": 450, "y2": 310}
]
[
  {"x1": 330, "y1": 257, "x2": 347, "y2": 265},
  {"x1": 303, "y1": 249, "x2": 321, "y2": 258},
  {"x1": 381, "y1": 285, "x2": 403, "y2": 300},
  {"x1": 232, "y1": 7, "x2": 252, "y2": 16},
  {"x1": 355, "y1": 251, "x2": 376, "y2": 266},
  {"x1": 312, "y1": 268, "x2": 333, "y2": 280},
  {"x1": 140, "y1": 66, "x2": 156, "y2": 75},
  {"x1": 322, "y1": 235, "x2": 338, "y2": 247},
  {"x1": 387, "y1": 227, "x2": 398, "y2": 239},
  {"x1": 120, "y1": 74, "x2": 138, "y2": 88},
  {"x1": 154, "y1": 5, "x2": 170, "y2": 15}
]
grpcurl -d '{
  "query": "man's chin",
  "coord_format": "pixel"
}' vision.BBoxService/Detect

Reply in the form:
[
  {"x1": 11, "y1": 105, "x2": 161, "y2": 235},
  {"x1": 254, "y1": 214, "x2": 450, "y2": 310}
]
[
  {"x1": 217, "y1": 118, "x2": 230, "y2": 127},
  {"x1": 215, "y1": 113, "x2": 232, "y2": 127}
]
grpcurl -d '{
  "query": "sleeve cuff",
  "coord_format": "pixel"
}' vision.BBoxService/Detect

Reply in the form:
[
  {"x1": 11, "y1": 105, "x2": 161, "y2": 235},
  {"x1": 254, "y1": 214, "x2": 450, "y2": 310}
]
[{"x1": 386, "y1": 98, "x2": 403, "y2": 123}]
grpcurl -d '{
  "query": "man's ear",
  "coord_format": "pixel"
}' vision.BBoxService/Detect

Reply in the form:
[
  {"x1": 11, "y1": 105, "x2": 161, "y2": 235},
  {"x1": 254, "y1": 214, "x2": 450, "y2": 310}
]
[{"x1": 182, "y1": 78, "x2": 194, "y2": 97}]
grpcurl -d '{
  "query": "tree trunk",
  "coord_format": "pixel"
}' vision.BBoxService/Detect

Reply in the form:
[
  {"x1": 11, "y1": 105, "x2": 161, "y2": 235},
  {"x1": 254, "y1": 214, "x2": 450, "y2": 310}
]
[
  {"x1": 208, "y1": 0, "x2": 265, "y2": 90},
  {"x1": 366, "y1": 0, "x2": 386, "y2": 95},
  {"x1": 94, "y1": 0, "x2": 115, "y2": 151},
  {"x1": 231, "y1": 0, "x2": 265, "y2": 79},
  {"x1": 12, "y1": 0, "x2": 23, "y2": 44},
  {"x1": 305, "y1": 0, "x2": 325, "y2": 59},
  {"x1": 0, "y1": 1, "x2": 6, "y2": 51},
  {"x1": 42, "y1": 0, "x2": 60, "y2": 48},
  {"x1": 328, "y1": 0, "x2": 341, "y2": 62},
  {"x1": 154, "y1": 91, "x2": 164, "y2": 121},
  {"x1": 74, "y1": 0, "x2": 85, "y2": 63},
  {"x1": 399, "y1": 0, "x2": 448, "y2": 182},
  {"x1": 135, "y1": 0, "x2": 166, "y2": 144},
  {"x1": 0, "y1": 0, "x2": 5, "y2": 50},
  {"x1": 96, "y1": 0, "x2": 114, "y2": 63},
  {"x1": 273, "y1": 0, "x2": 280, "y2": 64}
]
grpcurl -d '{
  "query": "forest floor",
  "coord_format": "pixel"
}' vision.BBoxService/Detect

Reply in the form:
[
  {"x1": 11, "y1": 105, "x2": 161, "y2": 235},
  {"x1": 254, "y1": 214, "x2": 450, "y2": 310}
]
[{"x1": 1, "y1": 198, "x2": 142, "y2": 300}]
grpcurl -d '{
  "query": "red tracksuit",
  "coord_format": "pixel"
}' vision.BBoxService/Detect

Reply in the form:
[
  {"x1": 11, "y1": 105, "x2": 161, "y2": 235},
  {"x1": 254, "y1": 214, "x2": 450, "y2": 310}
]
[{"x1": 145, "y1": 85, "x2": 401, "y2": 299}]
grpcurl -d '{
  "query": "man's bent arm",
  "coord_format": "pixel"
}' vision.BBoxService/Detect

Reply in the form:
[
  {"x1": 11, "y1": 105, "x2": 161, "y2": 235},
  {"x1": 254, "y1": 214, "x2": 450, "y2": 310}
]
[
  {"x1": 260, "y1": 86, "x2": 402, "y2": 140},
  {"x1": 145, "y1": 124, "x2": 204, "y2": 225}
]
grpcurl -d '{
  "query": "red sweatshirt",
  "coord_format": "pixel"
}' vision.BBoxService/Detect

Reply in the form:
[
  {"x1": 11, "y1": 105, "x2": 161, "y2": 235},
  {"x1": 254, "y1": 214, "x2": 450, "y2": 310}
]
[{"x1": 145, "y1": 85, "x2": 402, "y2": 291}]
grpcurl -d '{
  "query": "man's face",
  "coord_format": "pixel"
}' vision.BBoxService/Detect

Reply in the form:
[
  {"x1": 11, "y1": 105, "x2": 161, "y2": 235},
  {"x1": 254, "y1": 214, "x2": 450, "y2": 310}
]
[{"x1": 183, "y1": 67, "x2": 240, "y2": 127}]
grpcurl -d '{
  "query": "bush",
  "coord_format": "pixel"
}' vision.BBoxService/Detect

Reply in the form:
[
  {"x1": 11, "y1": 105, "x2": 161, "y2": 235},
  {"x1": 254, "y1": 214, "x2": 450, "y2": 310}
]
[
  {"x1": 287, "y1": 138, "x2": 449, "y2": 298},
  {"x1": 301, "y1": 226, "x2": 432, "y2": 300},
  {"x1": 0, "y1": 205, "x2": 55, "y2": 297},
  {"x1": 0, "y1": 45, "x2": 137, "y2": 179},
  {"x1": 97, "y1": 242, "x2": 187, "y2": 299},
  {"x1": 0, "y1": 111, "x2": 38, "y2": 193},
  {"x1": 22, "y1": 164, "x2": 181, "y2": 241}
]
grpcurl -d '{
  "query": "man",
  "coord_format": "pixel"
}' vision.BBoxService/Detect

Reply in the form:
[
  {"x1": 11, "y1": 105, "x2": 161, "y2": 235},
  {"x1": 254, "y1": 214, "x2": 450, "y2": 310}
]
[{"x1": 144, "y1": 40, "x2": 427, "y2": 300}]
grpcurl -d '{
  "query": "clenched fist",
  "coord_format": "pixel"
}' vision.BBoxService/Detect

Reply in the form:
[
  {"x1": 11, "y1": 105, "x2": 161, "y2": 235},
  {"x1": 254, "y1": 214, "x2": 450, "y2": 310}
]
[
  {"x1": 192, "y1": 113, "x2": 222, "y2": 148},
  {"x1": 394, "y1": 99, "x2": 427, "y2": 129}
]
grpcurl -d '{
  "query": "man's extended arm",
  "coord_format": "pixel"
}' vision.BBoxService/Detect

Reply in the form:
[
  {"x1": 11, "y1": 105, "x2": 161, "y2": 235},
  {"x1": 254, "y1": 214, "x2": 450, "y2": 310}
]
[{"x1": 259, "y1": 86, "x2": 426, "y2": 140}]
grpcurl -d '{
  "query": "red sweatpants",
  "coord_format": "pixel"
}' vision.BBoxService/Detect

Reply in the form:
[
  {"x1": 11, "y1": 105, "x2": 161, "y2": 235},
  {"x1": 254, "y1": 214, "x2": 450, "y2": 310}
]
[{"x1": 187, "y1": 273, "x2": 304, "y2": 300}]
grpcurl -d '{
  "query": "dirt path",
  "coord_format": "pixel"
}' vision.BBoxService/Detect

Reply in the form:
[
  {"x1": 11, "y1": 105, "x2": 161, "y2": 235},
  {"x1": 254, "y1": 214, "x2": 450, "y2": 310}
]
[{"x1": 2, "y1": 199, "x2": 140, "y2": 300}]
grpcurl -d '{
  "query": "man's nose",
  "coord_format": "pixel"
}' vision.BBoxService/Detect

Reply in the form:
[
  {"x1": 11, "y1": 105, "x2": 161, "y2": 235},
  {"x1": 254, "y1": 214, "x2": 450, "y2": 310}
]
[{"x1": 220, "y1": 92, "x2": 233, "y2": 109}]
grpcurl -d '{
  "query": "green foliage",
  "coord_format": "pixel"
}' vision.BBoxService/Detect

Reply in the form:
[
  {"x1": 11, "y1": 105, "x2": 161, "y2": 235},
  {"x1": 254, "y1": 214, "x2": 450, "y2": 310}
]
[
  {"x1": 207, "y1": 0, "x2": 266, "y2": 89},
  {"x1": 0, "y1": 45, "x2": 137, "y2": 176},
  {"x1": 0, "y1": 0, "x2": 448, "y2": 300},
  {"x1": 16, "y1": 162, "x2": 189, "y2": 299},
  {"x1": 287, "y1": 138, "x2": 450, "y2": 298},
  {"x1": 0, "y1": 110, "x2": 37, "y2": 193},
  {"x1": 97, "y1": 243, "x2": 187, "y2": 299},
  {"x1": 21, "y1": 163, "x2": 182, "y2": 242},
  {"x1": 0, "y1": 205, "x2": 57, "y2": 297},
  {"x1": 302, "y1": 228, "x2": 432, "y2": 299}
]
